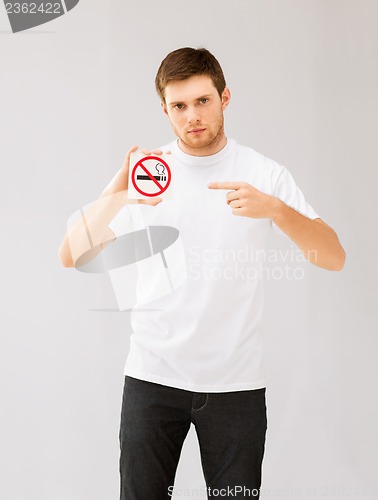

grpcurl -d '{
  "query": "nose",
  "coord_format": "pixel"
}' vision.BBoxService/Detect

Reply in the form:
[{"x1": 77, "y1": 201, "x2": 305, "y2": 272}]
[{"x1": 187, "y1": 105, "x2": 201, "y2": 124}]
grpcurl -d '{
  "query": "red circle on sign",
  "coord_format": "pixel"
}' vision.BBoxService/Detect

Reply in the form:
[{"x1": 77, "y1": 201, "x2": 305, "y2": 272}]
[{"x1": 131, "y1": 155, "x2": 171, "y2": 197}]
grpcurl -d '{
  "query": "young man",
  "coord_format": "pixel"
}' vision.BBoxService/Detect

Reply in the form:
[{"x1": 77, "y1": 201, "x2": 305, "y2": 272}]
[{"x1": 59, "y1": 47, "x2": 345, "y2": 499}]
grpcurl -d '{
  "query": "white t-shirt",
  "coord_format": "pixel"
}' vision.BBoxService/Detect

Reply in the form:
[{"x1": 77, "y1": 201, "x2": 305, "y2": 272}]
[{"x1": 108, "y1": 138, "x2": 320, "y2": 392}]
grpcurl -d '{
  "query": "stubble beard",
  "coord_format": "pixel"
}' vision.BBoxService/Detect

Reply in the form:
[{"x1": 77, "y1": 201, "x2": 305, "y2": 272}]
[{"x1": 174, "y1": 112, "x2": 225, "y2": 155}]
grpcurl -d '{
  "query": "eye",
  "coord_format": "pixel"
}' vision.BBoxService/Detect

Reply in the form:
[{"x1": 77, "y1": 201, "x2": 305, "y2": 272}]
[
  {"x1": 199, "y1": 98, "x2": 209, "y2": 104},
  {"x1": 174, "y1": 103, "x2": 185, "y2": 110}
]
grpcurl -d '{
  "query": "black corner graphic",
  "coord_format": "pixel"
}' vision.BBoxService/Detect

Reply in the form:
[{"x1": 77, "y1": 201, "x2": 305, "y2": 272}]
[
  {"x1": 64, "y1": 0, "x2": 79, "y2": 10},
  {"x1": 4, "y1": 0, "x2": 80, "y2": 33}
]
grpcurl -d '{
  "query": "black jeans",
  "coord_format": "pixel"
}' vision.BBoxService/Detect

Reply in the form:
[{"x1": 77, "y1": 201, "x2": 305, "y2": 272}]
[{"x1": 119, "y1": 375, "x2": 267, "y2": 499}]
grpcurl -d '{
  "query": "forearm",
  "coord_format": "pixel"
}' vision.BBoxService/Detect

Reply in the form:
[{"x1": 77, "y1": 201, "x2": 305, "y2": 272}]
[
  {"x1": 59, "y1": 190, "x2": 127, "y2": 267},
  {"x1": 271, "y1": 199, "x2": 346, "y2": 271}
]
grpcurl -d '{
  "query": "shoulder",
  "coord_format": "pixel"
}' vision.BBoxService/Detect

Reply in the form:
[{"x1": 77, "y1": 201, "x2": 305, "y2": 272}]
[{"x1": 234, "y1": 142, "x2": 285, "y2": 180}]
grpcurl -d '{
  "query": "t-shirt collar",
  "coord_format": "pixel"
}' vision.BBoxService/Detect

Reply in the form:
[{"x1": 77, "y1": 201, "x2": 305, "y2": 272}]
[{"x1": 172, "y1": 137, "x2": 236, "y2": 166}]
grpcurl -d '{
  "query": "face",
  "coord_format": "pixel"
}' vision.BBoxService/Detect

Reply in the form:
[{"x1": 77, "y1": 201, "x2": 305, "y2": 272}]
[{"x1": 161, "y1": 75, "x2": 231, "y2": 156}]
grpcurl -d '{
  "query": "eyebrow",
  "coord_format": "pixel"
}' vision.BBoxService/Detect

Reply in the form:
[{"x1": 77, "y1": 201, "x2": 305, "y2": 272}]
[{"x1": 168, "y1": 94, "x2": 212, "y2": 106}]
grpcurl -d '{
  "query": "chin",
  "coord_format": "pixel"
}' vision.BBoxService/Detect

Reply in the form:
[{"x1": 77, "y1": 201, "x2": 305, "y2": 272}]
[{"x1": 187, "y1": 132, "x2": 214, "y2": 147}]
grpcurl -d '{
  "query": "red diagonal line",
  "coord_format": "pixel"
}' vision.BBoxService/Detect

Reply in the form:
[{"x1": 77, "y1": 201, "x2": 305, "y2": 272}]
[{"x1": 139, "y1": 161, "x2": 163, "y2": 191}]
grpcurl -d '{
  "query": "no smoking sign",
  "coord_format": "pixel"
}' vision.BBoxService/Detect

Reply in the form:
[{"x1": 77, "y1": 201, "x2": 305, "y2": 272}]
[{"x1": 128, "y1": 153, "x2": 172, "y2": 200}]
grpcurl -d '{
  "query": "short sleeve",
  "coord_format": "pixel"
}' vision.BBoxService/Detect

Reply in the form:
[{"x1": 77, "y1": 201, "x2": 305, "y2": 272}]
[{"x1": 270, "y1": 165, "x2": 321, "y2": 234}]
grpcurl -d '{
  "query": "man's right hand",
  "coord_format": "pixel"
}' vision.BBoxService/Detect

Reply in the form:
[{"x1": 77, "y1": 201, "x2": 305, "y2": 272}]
[{"x1": 102, "y1": 145, "x2": 171, "y2": 206}]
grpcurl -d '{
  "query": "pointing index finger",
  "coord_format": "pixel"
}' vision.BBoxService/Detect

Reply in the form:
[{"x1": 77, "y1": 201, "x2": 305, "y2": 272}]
[{"x1": 208, "y1": 182, "x2": 242, "y2": 190}]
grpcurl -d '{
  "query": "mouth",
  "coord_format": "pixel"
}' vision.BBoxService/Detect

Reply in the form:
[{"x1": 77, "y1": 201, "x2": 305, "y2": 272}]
[{"x1": 188, "y1": 128, "x2": 206, "y2": 134}]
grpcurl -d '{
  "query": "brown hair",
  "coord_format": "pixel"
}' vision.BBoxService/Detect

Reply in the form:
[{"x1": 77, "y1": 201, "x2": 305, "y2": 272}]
[{"x1": 155, "y1": 47, "x2": 226, "y2": 102}]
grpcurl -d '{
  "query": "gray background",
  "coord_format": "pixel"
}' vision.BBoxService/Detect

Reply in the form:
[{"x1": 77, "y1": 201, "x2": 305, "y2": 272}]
[{"x1": 1, "y1": 1, "x2": 377, "y2": 499}]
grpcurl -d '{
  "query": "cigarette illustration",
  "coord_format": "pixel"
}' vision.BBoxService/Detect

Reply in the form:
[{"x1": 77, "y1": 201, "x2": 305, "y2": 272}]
[{"x1": 136, "y1": 162, "x2": 167, "y2": 182}]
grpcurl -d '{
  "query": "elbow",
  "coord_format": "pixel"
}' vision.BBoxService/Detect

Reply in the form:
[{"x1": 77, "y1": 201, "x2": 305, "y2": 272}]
[
  {"x1": 58, "y1": 245, "x2": 74, "y2": 268},
  {"x1": 324, "y1": 232, "x2": 347, "y2": 271},
  {"x1": 331, "y1": 247, "x2": 346, "y2": 271},
  {"x1": 59, "y1": 253, "x2": 74, "y2": 268},
  {"x1": 312, "y1": 247, "x2": 346, "y2": 271},
  {"x1": 61, "y1": 258, "x2": 74, "y2": 268}
]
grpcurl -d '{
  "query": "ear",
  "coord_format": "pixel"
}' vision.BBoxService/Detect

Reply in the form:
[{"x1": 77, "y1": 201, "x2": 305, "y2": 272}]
[
  {"x1": 221, "y1": 87, "x2": 231, "y2": 111},
  {"x1": 161, "y1": 101, "x2": 168, "y2": 116}
]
